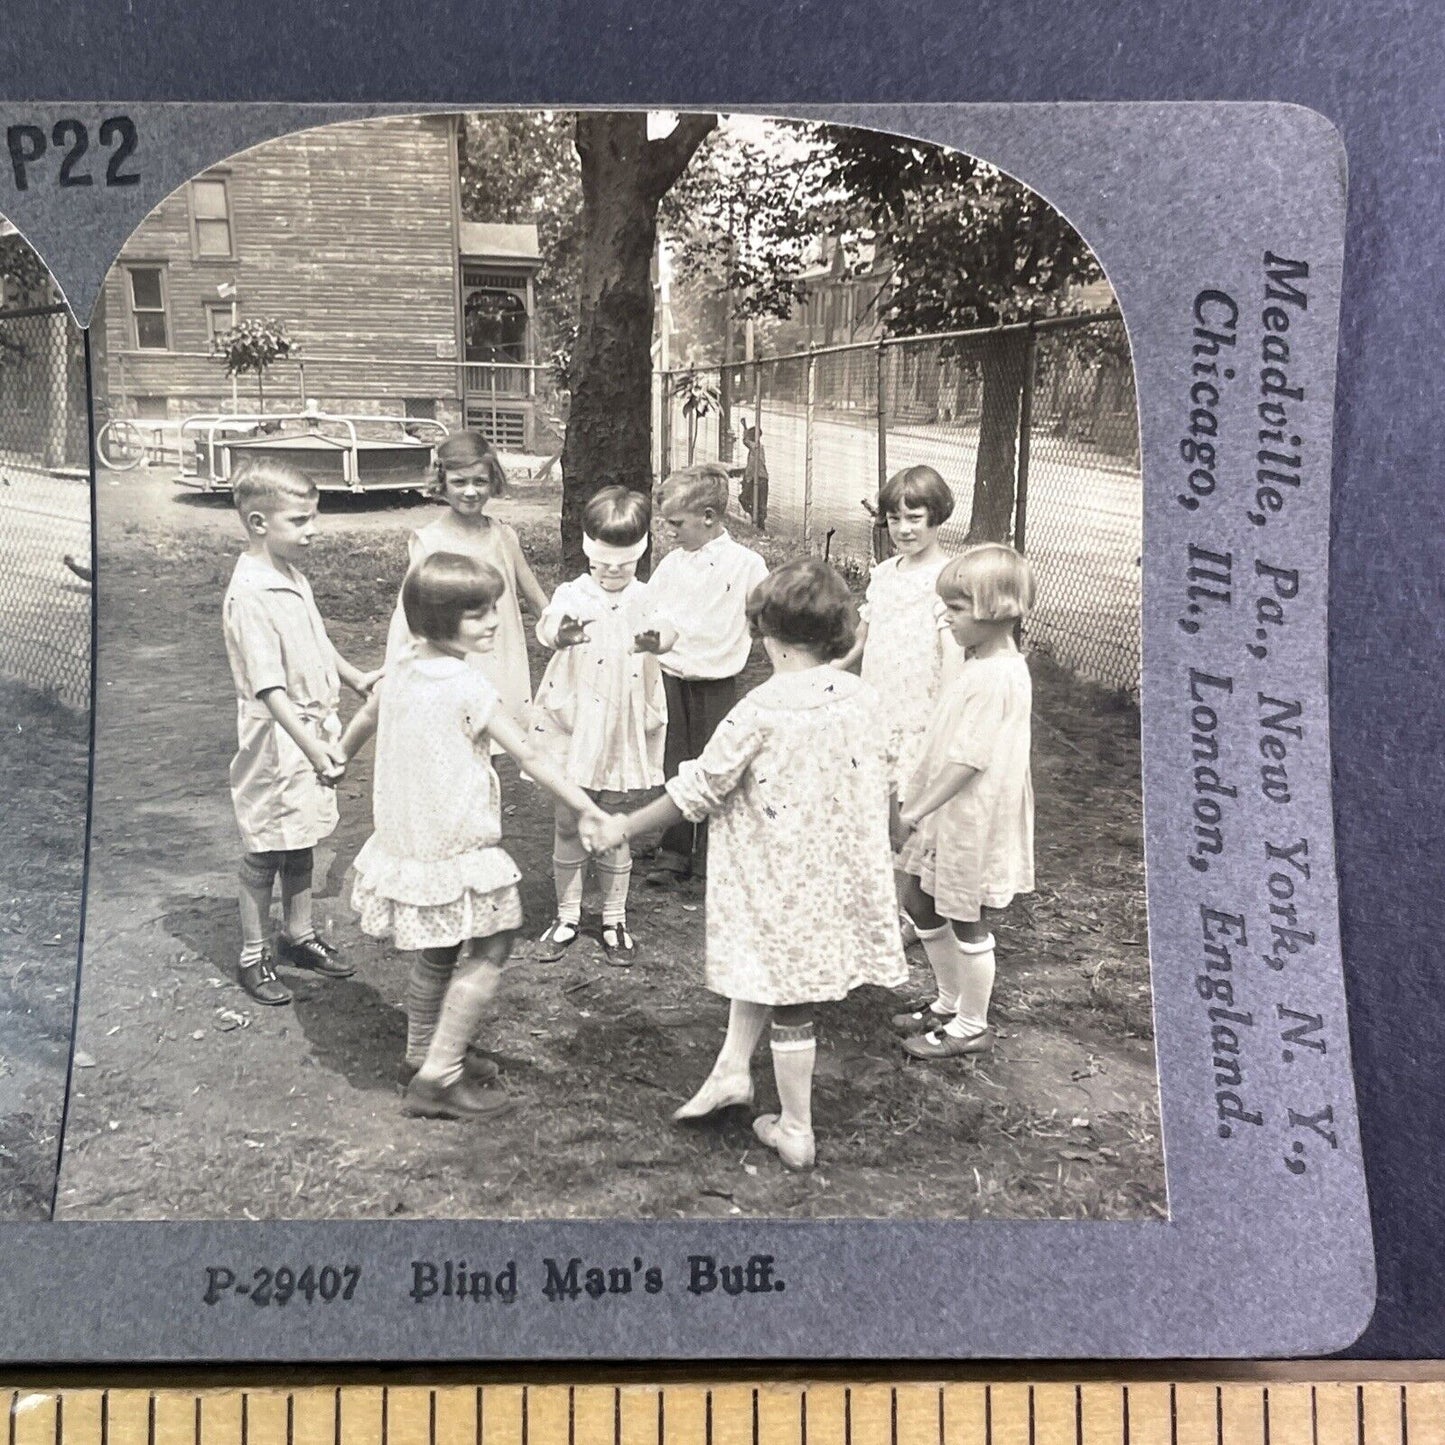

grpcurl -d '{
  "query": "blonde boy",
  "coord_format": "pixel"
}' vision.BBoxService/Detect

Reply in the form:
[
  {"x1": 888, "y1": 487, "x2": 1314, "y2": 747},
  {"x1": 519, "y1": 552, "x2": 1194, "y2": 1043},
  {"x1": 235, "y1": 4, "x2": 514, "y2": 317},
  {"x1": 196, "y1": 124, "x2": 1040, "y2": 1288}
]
[
  {"x1": 644, "y1": 462, "x2": 768, "y2": 883},
  {"x1": 222, "y1": 460, "x2": 380, "y2": 1005}
]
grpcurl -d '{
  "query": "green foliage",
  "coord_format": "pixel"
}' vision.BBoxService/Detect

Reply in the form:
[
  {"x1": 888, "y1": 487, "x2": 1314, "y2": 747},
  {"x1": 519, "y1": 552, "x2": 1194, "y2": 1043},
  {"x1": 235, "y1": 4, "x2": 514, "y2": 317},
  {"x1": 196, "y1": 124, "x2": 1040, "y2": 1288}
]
[
  {"x1": 210, "y1": 317, "x2": 295, "y2": 379},
  {"x1": 0, "y1": 232, "x2": 54, "y2": 306},
  {"x1": 672, "y1": 367, "x2": 721, "y2": 463},
  {"x1": 456, "y1": 111, "x2": 583, "y2": 360},
  {"x1": 809, "y1": 126, "x2": 1105, "y2": 333}
]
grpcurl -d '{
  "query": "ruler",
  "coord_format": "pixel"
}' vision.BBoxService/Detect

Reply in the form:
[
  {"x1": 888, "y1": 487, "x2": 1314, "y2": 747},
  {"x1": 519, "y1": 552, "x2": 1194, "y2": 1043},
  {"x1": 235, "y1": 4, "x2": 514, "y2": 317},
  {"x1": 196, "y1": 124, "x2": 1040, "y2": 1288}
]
[{"x1": 4, "y1": 1381, "x2": 1444, "y2": 1445}]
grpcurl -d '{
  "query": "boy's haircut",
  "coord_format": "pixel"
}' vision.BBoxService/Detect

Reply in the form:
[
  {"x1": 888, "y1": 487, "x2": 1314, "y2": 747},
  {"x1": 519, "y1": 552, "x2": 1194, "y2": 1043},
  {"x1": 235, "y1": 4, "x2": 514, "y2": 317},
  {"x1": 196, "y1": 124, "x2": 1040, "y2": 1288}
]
[
  {"x1": 232, "y1": 458, "x2": 318, "y2": 518},
  {"x1": 659, "y1": 461, "x2": 731, "y2": 516},
  {"x1": 746, "y1": 557, "x2": 857, "y2": 661},
  {"x1": 584, "y1": 485, "x2": 651, "y2": 546},
  {"x1": 938, "y1": 543, "x2": 1037, "y2": 621},
  {"x1": 878, "y1": 464, "x2": 955, "y2": 528},
  {"x1": 431, "y1": 429, "x2": 507, "y2": 497},
  {"x1": 402, "y1": 551, "x2": 506, "y2": 644}
]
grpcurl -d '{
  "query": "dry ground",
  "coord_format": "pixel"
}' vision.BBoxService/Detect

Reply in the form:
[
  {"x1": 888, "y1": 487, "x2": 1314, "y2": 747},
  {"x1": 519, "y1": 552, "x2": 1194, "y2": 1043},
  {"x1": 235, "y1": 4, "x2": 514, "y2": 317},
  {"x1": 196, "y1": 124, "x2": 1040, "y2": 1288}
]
[{"x1": 54, "y1": 468, "x2": 1163, "y2": 1222}]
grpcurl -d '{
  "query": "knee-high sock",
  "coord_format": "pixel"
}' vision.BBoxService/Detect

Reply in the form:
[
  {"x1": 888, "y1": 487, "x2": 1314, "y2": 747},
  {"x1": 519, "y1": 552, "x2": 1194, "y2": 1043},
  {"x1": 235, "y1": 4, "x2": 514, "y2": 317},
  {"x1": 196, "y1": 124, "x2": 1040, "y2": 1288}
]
[
  {"x1": 278, "y1": 851, "x2": 316, "y2": 942},
  {"x1": 553, "y1": 831, "x2": 588, "y2": 926},
  {"x1": 915, "y1": 920, "x2": 962, "y2": 1014},
  {"x1": 714, "y1": 999, "x2": 772, "y2": 1077},
  {"x1": 770, "y1": 1021, "x2": 816, "y2": 1133},
  {"x1": 406, "y1": 948, "x2": 456, "y2": 1068},
  {"x1": 943, "y1": 934, "x2": 996, "y2": 1039},
  {"x1": 417, "y1": 953, "x2": 502, "y2": 1088},
  {"x1": 595, "y1": 842, "x2": 632, "y2": 927}
]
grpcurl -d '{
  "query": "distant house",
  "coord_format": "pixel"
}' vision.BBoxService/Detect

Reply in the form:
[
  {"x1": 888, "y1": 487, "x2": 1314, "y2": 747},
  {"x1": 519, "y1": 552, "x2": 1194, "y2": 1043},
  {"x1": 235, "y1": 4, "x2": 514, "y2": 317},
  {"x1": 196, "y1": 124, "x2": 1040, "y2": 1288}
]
[
  {"x1": 92, "y1": 114, "x2": 544, "y2": 452},
  {"x1": 791, "y1": 236, "x2": 889, "y2": 350}
]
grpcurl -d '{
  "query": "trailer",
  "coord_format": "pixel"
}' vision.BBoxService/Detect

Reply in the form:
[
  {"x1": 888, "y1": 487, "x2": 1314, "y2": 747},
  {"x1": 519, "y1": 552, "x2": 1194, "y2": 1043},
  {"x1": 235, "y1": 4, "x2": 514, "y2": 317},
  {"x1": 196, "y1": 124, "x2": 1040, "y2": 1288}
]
[{"x1": 177, "y1": 410, "x2": 448, "y2": 494}]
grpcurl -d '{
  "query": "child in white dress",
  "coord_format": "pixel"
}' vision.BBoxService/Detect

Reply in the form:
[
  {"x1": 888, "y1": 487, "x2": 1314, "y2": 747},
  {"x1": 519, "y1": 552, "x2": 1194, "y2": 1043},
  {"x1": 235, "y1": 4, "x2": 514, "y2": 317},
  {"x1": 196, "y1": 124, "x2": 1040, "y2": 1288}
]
[
  {"x1": 384, "y1": 430, "x2": 549, "y2": 743},
  {"x1": 530, "y1": 487, "x2": 677, "y2": 964},
  {"x1": 585, "y1": 558, "x2": 907, "y2": 1170},
  {"x1": 892, "y1": 544, "x2": 1036, "y2": 1058},
  {"x1": 834, "y1": 465, "x2": 962, "y2": 946},
  {"x1": 342, "y1": 552, "x2": 606, "y2": 1121}
]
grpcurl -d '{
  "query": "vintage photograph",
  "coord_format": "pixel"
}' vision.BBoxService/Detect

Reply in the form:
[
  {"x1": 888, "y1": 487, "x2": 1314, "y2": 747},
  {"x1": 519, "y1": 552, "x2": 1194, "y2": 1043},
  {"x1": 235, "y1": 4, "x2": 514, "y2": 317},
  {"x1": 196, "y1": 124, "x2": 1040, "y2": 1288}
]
[
  {"x1": 52, "y1": 109, "x2": 1162, "y2": 1222},
  {"x1": 0, "y1": 224, "x2": 91, "y2": 1219}
]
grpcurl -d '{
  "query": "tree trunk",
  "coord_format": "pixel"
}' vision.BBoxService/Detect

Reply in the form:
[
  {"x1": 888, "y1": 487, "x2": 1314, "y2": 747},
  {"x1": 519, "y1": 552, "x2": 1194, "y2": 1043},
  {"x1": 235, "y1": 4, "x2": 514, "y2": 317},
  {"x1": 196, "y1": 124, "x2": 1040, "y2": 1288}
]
[
  {"x1": 561, "y1": 112, "x2": 716, "y2": 576},
  {"x1": 966, "y1": 331, "x2": 1027, "y2": 543}
]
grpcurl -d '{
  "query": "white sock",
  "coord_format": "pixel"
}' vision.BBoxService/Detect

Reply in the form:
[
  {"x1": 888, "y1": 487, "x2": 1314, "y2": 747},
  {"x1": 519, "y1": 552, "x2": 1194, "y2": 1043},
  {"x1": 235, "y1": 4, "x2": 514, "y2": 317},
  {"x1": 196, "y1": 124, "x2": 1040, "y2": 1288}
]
[
  {"x1": 915, "y1": 920, "x2": 962, "y2": 1015},
  {"x1": 553, "y1": 833, "x2": 587, "y2": 927},
  {"x1": 943, "y1": 934, "x2": 996, "y2": 1039},
  {"x1": 405, "y1": 949, "x2": 454, "y2": 1068},
  {"x1": 714, "y1": 999, "x2": 772, "y2": 1076},
  {"x1": 417, "y1": 954, "x2": 501, "y2": 1088},
  {"x1": 770, "y1": 1022, "x2": 816, "y2": 1134},
  {"x1": 596, "y1": 843, "x2": 632, "y2": 928}
]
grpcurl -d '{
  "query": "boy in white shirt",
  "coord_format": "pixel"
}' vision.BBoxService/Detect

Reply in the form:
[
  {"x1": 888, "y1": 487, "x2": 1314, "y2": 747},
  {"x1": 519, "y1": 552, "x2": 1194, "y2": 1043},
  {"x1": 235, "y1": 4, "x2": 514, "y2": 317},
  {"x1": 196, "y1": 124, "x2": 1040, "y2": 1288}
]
[{"x1": 644, "y1": 463, "x2": 769, "y2": 884}]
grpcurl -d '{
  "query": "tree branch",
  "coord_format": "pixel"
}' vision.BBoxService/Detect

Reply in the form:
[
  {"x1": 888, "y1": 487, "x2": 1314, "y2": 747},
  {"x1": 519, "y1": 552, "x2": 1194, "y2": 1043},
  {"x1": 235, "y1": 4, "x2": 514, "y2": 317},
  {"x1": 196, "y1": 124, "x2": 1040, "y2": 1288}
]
[{"x1": 643, "y1": 113, "x2": 718, "y2": 200}]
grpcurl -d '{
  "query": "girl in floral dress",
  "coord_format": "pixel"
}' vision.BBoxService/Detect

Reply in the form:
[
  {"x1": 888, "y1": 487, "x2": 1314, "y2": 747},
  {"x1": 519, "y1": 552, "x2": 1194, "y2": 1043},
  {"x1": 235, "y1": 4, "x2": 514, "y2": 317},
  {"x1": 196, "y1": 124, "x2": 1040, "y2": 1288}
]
[
  {"x1": 384, "y1": 430, "x2": 549, "y2": 743},
  {"x1": 342, "y1": 552, "x2": 606, "y2": 1122},
  {"x1": 584, "y1": 557, "x2": 907, "y2": 1170},
  {"x1": 529, "y1": 486, "x2": 677, "y2": 965},
  {"x1": 833, "y1": 466, "x2": 962, "y2": 942}
]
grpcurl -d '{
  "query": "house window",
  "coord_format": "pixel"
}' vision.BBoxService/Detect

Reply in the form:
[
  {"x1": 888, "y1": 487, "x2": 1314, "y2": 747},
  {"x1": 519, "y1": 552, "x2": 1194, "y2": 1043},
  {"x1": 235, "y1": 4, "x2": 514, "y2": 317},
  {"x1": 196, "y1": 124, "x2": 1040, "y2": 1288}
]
[
  {"x1": 205, "y1": 301, "x2": 236, "y2": 343},
  {"x1": 126, "y1": 266, "x2": 170, "y2": 350},
  {"x1": 189, "y1": 177, "x2": 235, "y2": 260},
  {"x1": 132, "y1": 396, "x2": 169, "y2": 422}
]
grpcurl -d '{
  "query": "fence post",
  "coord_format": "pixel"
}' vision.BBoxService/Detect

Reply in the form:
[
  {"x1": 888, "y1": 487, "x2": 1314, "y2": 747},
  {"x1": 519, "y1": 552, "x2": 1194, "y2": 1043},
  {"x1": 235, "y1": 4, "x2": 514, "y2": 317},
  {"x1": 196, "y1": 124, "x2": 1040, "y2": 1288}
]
[
  {"x1": 658, "y1": 371, "x2": 672, "y2": 478},
  {"x1": 876, "y1": 339, "x2": 889, "y2": 499},
  {"x1": 751, "y1": 359, "x2": 764, "y2": 529},
  {"x1": 1014, "y1": 321, "x2": 1037, "y2": 555},
  {"x1": 803, "y1": 345, "x2": 816, "y2": 551}
]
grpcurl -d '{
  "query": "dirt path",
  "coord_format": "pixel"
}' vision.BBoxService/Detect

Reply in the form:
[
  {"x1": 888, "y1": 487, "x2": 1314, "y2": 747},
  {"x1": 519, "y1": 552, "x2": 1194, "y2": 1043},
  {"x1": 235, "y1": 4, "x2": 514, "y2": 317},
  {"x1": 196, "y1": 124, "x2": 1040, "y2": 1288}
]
[{"x1": 55, "y1": 480, "x2": 1163, "y2": 1222}]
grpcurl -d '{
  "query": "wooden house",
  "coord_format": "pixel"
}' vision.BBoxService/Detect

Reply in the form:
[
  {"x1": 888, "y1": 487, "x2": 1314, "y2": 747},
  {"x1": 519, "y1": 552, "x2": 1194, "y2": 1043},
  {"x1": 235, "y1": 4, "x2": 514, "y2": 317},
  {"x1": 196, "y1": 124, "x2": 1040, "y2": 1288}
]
[{"x1": 93, "y1": 114, "x2": 544, "y2": 452}]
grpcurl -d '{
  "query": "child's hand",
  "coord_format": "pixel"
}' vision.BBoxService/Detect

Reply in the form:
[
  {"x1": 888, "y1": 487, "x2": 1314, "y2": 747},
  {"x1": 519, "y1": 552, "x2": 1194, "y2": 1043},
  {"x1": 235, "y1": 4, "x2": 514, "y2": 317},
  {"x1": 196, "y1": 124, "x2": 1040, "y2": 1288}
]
[
  {"x1": 580, "y1": 809, "x2": 626, "y2": 856},
  {"x1": 890, "y1": 811, "x2": 918, "y2": 853},
  {"x1": 316, "y1": 741, "x2": 348, "y2": 786},
  {"x1": 555, "y1": 615, "x2": 592, "y2": 648},
  {"x1": 356, "y1": 667, "x2": 384, "y2": 697},
  {"x1": 631, "y1": 628, "x2": 663, "y2": 654}
]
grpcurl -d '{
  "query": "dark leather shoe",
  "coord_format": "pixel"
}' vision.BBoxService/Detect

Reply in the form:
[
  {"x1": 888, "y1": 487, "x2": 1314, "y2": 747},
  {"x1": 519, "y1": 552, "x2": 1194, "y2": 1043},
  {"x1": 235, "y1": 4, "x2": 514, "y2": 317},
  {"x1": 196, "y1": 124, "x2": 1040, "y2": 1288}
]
[
  {"x1": 238, "y1": 952, "x2": 292, "y2": 1006},
  {"x1": 278, "y1": 934, "x2": 354, "y2": 978},
  {"x1": 396, "y1": 1052, "x2": 500, "y2": 1089},
  {"x1": 403, "y1": 1075, "x2": 515, "y2": 1121}
]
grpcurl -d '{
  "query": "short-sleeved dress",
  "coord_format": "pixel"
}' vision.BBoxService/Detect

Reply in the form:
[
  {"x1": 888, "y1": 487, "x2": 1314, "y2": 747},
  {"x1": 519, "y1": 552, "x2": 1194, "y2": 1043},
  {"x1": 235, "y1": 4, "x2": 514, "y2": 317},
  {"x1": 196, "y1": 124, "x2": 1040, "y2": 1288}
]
[
  {"x1": 897, "y1": 650, "x2": 1034, "y2": 922},
  {"x1": 350, "y1": 653, "x2": 524, "y2": 951},
  {"x1": 665, "y1": 667, "x2": 908, "y2": 1006},
  {"x1": 384, "y1": 516, "x2": 533, "y2": 743},
  {"x1": 529, "y1": 574, "x2": 671, "y2": 792},
  {"x1": 859, "y1": 553, "x2": 961, "y2": 792},
  {"x1": 222, "y1": 551, "x2": 343, "y2": 853}
]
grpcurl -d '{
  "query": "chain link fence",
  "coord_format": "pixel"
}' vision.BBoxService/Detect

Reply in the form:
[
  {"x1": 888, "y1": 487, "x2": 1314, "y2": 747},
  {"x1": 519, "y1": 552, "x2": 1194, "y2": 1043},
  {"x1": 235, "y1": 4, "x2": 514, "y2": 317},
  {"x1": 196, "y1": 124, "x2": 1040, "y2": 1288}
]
[
  {"x1": 655, "y1": 312, "x2": 1141, "y2": 694},
  {"x1": 0, "y1": 303, "x2": 92, "y2": 709}
]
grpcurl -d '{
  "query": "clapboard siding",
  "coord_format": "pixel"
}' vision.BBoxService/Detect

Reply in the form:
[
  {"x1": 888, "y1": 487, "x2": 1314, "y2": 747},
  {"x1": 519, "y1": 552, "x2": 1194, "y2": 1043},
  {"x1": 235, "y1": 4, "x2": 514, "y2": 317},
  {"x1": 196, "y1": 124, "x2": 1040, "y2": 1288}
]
[{"x1": 102, "y1": 115, "x2": 461, "y2": 414}]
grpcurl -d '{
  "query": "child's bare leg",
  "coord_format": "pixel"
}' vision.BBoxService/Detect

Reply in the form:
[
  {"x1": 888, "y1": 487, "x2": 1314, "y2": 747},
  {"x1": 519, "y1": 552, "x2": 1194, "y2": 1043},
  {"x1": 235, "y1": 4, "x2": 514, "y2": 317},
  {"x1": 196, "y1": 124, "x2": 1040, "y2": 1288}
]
[
  {"x1": 674, "y1": 997, "x2": 769, "y2": 1120},
  {"x1": 755, "y1": 1003, "x2": 817, "y2": 1170}
]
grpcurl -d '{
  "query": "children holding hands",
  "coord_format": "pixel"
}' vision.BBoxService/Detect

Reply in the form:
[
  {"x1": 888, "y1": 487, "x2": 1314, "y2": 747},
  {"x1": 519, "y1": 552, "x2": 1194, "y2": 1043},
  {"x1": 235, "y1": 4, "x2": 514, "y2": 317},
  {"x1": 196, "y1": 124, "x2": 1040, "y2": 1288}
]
[
  {"x1": 582, "y1": 558, "x2": 907, "y2": 1171},
  {"x1": 222, "y1": 459, "x2": 382, "y2": 1006},
  {"x1": 340, "y1": 552, "x2": 610, "y2": 1121},
  {"x1": 642, "y1": 463, "x2": 769, "y2": 884},
  {"x1": 529, "y1": 486, "x2": 678, "y2": 963}
]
